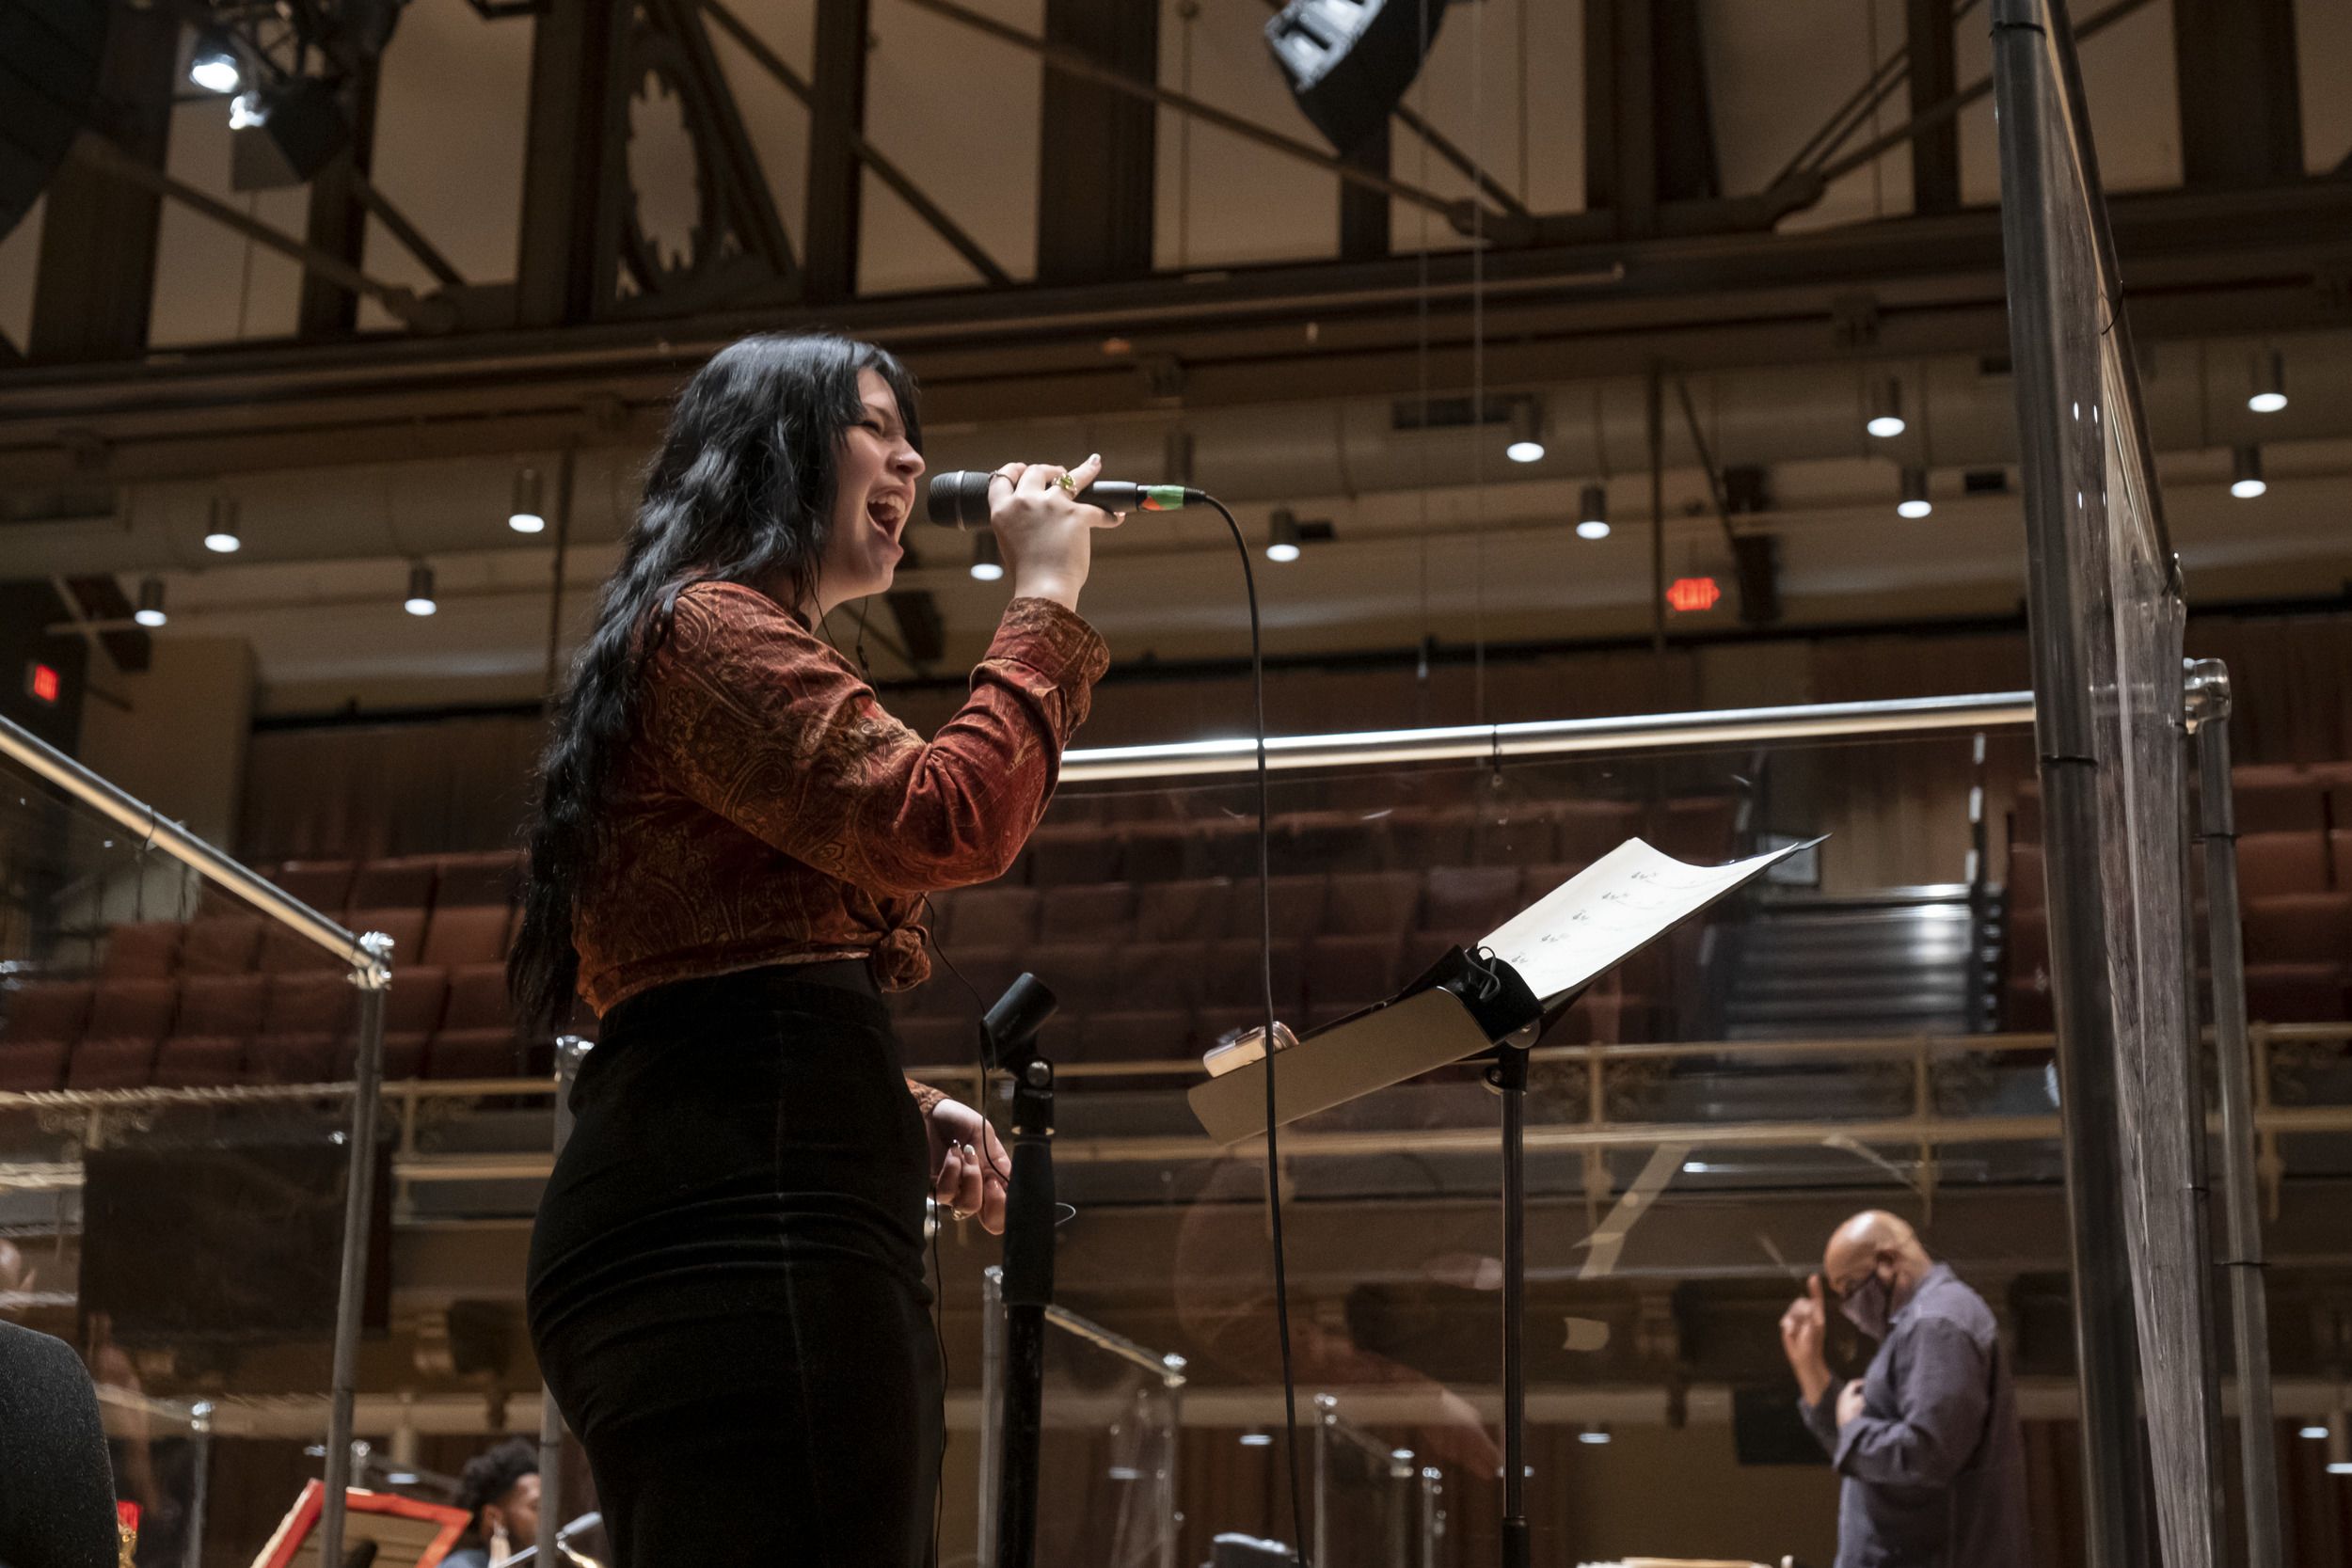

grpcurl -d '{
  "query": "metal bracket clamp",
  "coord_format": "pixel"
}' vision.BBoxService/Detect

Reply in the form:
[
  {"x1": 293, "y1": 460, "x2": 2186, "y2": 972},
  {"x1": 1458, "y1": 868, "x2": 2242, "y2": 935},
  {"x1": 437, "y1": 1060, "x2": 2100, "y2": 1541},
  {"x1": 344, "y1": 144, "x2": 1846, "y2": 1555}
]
[{"x1": 2182, "y1": 657, "x2": 2232, "y2": 733}]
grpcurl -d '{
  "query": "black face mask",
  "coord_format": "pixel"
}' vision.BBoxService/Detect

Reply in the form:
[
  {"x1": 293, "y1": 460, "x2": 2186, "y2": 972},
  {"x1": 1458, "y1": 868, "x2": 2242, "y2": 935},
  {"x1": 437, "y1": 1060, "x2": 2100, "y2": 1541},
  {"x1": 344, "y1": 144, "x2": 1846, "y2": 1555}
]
[{"x1": 1839, "y1": 1268, "x2": 1895, "y2": 1340}]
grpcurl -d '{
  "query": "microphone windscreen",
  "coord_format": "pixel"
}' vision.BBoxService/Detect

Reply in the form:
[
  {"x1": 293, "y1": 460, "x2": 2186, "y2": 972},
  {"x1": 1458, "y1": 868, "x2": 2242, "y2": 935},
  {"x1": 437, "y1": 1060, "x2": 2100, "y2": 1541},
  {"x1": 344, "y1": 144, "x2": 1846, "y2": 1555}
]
[
  {"x1": 926, "y1": 471, "x2": 993, "y2": 529},
  {"x1": 0, "y1": 1322, "x2": 119, "y2": 1568}
]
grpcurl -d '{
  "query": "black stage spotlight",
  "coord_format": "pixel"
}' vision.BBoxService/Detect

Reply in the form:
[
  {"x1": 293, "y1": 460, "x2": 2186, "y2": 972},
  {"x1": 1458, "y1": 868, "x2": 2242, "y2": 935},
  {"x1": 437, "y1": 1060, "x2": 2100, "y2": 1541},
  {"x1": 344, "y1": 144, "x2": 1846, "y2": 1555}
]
[
  {"x1": 230, "y1": 77, "x2": 352, "y2": 191},
  {"x1": 1264, "y1": 0, "x2": 1453, "y2": 157}
]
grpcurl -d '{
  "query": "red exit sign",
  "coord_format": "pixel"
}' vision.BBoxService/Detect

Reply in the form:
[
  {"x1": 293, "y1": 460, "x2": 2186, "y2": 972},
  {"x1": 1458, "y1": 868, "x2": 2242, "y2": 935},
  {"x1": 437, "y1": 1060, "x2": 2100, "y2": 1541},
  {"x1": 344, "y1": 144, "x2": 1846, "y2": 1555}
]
[
  {"x1": 25, "y1": 660, "x2": 61, "y2": 705},
  {"x1": 1665, "y1": 577, "x2": 1723, "y2": 613}
]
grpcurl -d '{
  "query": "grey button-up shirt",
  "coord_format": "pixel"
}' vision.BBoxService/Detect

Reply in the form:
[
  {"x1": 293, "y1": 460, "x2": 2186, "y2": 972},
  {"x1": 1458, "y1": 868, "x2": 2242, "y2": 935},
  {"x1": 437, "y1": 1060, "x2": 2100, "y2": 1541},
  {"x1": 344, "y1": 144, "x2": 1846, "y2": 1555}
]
[{"x1": 1801, "y1": 1263, "x2": 2030, "y2": 1568}]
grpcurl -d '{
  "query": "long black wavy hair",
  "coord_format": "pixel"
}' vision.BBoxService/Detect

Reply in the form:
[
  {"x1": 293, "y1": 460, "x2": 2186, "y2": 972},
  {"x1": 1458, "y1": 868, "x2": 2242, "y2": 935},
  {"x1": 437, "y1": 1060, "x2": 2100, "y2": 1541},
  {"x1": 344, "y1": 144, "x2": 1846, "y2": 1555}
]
[{"x1": 508, "y1": 332, "x2": 921, "y2": 1039}]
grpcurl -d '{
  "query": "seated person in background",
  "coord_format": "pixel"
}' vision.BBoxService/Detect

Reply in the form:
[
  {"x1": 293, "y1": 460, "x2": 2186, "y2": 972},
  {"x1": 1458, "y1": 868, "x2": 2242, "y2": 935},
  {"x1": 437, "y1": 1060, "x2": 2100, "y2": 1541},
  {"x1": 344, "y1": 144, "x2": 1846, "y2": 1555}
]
[
  {"x1": 443, "y1": 1439, "x2": 540, "y2": 1568},
  {"x1": 1778, "y1": 1211, "x2": 2027, "y2": 1568}
]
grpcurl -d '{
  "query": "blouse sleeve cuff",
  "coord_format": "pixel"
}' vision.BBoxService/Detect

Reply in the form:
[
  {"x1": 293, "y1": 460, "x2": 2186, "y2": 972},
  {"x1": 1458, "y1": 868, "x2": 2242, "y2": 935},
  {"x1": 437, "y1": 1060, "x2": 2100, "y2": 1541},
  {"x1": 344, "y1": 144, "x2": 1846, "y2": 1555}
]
[{"x1": 991, "y1": 596, "x2": 1111, "y2": 690}]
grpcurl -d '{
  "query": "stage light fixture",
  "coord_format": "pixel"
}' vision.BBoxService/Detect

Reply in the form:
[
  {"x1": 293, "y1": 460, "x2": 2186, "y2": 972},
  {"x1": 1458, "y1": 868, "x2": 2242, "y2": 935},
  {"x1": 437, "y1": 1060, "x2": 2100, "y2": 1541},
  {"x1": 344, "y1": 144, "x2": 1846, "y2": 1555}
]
[
  {"x1": 404, "y1": 562, "x2": 437, "y2": 616},
  {"x1": 1898, "y1": 467, "x2": 1932, "y2": 519},
  {"x1": 229, "y1": 92, "x2": 265, "y2": 131},
  {"x1": 1264, "y1": 0, "x2": 1454, "y2": 156},
  {"x1": 1266, "y1": 509, "x2": 1303, "y2": 563},
  {"x1": 969, "y1": 532, "x2": 1005, "y2": 582},
  {"x1": 508, "y1": 467, "x2": 546, "y2": 533},
  {"x1": 2329, "y1": 1415, "x2": 2351, "y2": 1475},
  {"x1": 2300, "y1": 1425, "x2": 2330, "y2": 1440},
  {"x1": 2231, "y1": 445, "x2": 2265, "y2": 499},
  {"x1": 1867, "y1": 376, "x2": 1907, "y2": 438},
  {"x1": 1577, "y1": 483, "x2": 1610, "y2": 541},
  {"x1": 1577, "y1": 1426, "x2": 1612, "y2": 1446},
  {"x1": 1238, "y1": 1430, "x2": 1274, "y2": 1448},
  {"x1": 204, "y1": 497, "x2": 242, "y2": 553},
  {"x1": 189, "y1": 37, "x2": 241, "y2": 94},
  {"x1": 2248, "y1": 350, "x2": 2287, "y2": 414},
  {"x1": 134, "y1": 578, "x2": 167, "y2": 628},
  {"x1": 1505, "y1": 401, "x2": 1546, "y2": 464}
]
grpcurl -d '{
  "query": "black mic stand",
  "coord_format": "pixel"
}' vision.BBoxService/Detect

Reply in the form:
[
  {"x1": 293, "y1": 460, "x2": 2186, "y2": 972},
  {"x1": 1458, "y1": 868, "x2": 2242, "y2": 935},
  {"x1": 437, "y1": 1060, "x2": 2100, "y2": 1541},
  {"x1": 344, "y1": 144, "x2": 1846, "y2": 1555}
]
[{"x1": 981, "y1": 973, "x2": 1059, "y2": 1568}]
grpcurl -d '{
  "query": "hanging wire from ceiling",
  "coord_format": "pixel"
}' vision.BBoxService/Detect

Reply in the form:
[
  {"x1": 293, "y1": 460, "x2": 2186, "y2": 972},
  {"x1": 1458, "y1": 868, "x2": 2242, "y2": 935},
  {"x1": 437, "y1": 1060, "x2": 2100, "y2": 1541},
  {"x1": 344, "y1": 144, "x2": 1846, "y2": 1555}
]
[
  {"x1": 1469, "y1": 0, "x2": 1489, "y2": 726},
  {"x1": 1414, "y1": 0, "x2": 1435, "y2": 690}
]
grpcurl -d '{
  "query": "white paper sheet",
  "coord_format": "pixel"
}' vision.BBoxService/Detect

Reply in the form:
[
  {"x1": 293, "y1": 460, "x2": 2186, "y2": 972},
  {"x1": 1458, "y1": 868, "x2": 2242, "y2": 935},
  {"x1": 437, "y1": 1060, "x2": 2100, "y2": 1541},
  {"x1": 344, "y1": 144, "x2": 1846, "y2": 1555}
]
[{"x1": 1479, "y1": 836, "x2": 1822, "y2": 1005}]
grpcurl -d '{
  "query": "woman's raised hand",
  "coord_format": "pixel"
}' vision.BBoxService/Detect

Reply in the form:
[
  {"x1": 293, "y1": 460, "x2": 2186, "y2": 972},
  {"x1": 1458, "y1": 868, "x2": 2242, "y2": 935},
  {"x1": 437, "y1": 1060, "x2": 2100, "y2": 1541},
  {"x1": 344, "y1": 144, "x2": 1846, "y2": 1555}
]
[{"x1": 984, "y1": 452, "x2": 1124, "y2": 611}]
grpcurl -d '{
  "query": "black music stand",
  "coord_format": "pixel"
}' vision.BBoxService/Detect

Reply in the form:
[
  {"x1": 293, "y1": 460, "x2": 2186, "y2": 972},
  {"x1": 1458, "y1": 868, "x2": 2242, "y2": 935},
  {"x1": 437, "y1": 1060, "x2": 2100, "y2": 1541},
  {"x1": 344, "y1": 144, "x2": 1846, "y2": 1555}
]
[{"x1": 1190, "y1": 946, "x2": 1551, "y2": 1568}]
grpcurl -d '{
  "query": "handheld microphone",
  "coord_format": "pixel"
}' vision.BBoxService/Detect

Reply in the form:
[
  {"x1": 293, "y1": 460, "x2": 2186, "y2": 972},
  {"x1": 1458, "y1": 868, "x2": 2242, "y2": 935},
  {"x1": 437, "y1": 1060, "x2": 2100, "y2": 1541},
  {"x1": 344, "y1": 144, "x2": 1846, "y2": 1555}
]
[{"x1": 926, "y1": 470, "x2": 1201, "y2": 530}]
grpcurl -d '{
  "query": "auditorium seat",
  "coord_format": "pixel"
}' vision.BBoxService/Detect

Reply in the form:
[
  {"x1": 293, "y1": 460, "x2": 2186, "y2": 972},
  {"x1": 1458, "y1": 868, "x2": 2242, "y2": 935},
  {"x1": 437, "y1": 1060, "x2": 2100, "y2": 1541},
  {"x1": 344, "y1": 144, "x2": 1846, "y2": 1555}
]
[
  {"x1": 85, "y1": 980, "x2": 176, "y2": 1045},
  {"x1": 67, "y1": 1037, "x2": 161, "y2": 1089},
  {"x1": 1322, "y1": 871, "x2": 1422, "y2": 936},
  {"x1": 1647, "y1": 797, "x2": 1739, "y2": 863},
  {"x1": 1387, "y1": 808, "x2": 1475, "y2": 869},
  {"x1": 945, "y1": 888, "x2": 1039, "y2": 948},
  {"x1": 1471, "y1": 808, "x2": 1558, "y2": 868},
  {"x1": 1074, "y1": 1009, "x2": 1193, "y2": 1064},
  {"x1": 431, "y1": 850, "x2": 520, "y2": 908},
  {"x1": 1421, "y1": 866, "x2": 1523, "y2": 943},
  {"x1": 151, "y1": 1036, "x2": 246, "y2": 1088},
  {"x1": 1206, "y1": 939, "x2": 1304, "y2": 1014},
  {"x1": 1136, "y1": 879, "x2": 1230, "y2": 942},
  {"x1": 1022, "y1": 823, "x2": 1123, "y2": 886},
  {"x1": 1222, "y1": 876, "x2": 1328, "y2": 942},
  {"x1": 2335, "y1": 831, "x2": 2352, "y2": 891},
  {"x1": 262, "y1": 973, "x2": 355, "y2": 1037},
  {"x1": 2235, "y1": 832, "x2": 2331, "y2": 897},
  {"x1": 2012, "y1": 785, "x2": 2042, "y2": 843},
  {"x1": 3, "y1": 980, "x2": 93, "y2": 1046},
  {"x1": 1303, "y1": 934, "x2": 1405, "y2": 1015},
  {"x1": 1038, "y1": 883, "x2": 1136, "y2": 944},
  {"x1": 421, "y1": 905, "x2": 513, "y2": 968},
  {"x1": 2227, "y1": 768, "x2": 2329, "y2": 834},
  {"x1": 99, "y1": 921, "x2": 182, "y2": 980},
  {"x1": 385, "y1": 968, "x2": 449, "y2": 1036},
  {"x1": 0, "y1": 1041, "x2": 70, "y2": 1091},
  {"x1": 441, "y1": 965, "x2": 515, "y2": 1033},
  {"x1": 1195, "y1": 1007, "x2": 1263, "y2": 1050},
  {"x1": 246, "y1": 1033, "x2": 342, "y2": 1085},
  {"x1": 2240, "y1": 894, "x2": 2352, "y2": 966},
  {"x1": 1111, "y1": 942, "x2": 1212, "y2": 1012},
  {"x1": 1551, "y1": 800, "x2": 1645, "y2": 863},
  {"x1": 381, "y1": 1032, "x2": 430, "y2": 1081},
  {"x1": 428, "y1": 1029, "x2": 524, "y2": 1079},
  {"x1": 1278, "y1": 811, "x2": 1392, "y2": 873},
  {"x1": 1120, "y1": 823, "x2": 1200, "y2": 882},
  {"x1": 1022, "y1": 942, "x2": 1123, "y2": 1012},
  {"x1": 273, "y1": 859, "x2": 358, "y2": 913},
  {"x1": 1519, "y1": 863, "x2": 1588, "y2": 905},
  {"x1": 177, "y1": 974, "x2": 268, "y2": 1037},
  {"x1": 1196, "y1": 817, "x2": 1263, "y2": 879},
  {"x1": 348, "y1": 855, "x2": 439, "y2": 911},
  {"x1": 179, "y1": 914, "x2": 264, "y2": 975},
  {"x1": 2243, "y1": 964, "x2": 2348, "y2": 1023},
  {"x1": 932, "y1": 946, "x2": 1025, "y2": 1014}
]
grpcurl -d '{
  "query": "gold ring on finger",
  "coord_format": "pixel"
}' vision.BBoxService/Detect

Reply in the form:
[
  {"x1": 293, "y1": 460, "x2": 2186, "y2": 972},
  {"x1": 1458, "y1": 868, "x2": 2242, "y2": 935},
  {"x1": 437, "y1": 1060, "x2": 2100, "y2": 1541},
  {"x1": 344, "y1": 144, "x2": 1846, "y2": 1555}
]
[{"x1": 1057, "y1": 473, "x2": 1078, "y2": 495}]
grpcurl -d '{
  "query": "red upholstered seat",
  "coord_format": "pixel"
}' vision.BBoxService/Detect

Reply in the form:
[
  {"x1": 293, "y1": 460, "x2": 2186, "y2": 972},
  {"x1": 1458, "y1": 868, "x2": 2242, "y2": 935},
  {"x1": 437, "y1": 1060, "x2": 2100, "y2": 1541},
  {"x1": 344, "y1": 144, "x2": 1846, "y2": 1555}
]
[
  {"x1": 2007, "y1": 844, "x2": 2045, "y2": 911},
  {"x1": 1022, "y1": 824, "x2": 1123, "y2": 885},
  {"x1": 431, "y1": 850, "x2": 521, "y2": 908},
  {"x1": 2243, "y1": 964, "x2": 2348, "y2": 1022},
  {"x1": 1119, "y1": 823, "x2": 1201, "y2": 882},
  {"x1": 179, "y1": 914, "x2": 264, "y2": 975},
  {"x1": 262, "y1": 973, "x2": 355, "y2": 1037},
  {"x1": 1388, "y1": 808, "x2": 1476, "y2": 869},
  {"x1": 1038, "y1": 883, "x2": 1136, "y2": 944},
  {"x1": 1470, "y1": 806, "x2": 1558, "y2": 867},
  {"x1": 1136, "y1": 879, "x2": 1231, "y2": 942},
  {"x1": 2226, "y1": 768, "x2": 2328, "y2": 834},
  {"x1": 2239, "y1": 895, "x2": 2352, "y2": 967},
  {"x1": 3, "y1": 980, "x2": 94, "y2": 1045},
  {"x1": 1073, "y1": 1009, "x2": 1194, "y2": 1064},
  {"x1": 1420, "y1": 866, "x2": 1523, "y2": 944},
  {"x1": 177, "y1": 974, "x2": 268, "y2": 1037},
  {"x1": 86, "y1": 980, "x2": 177, "y2": 1044},
  {"x1": 246, "y1": 1033, "x2": 344, "y2": 1085},
  {"x1": 1550, "y1": 800, "x2": 1645, "y2": 863},
  {"x1": 421, "y1": 905, "x2": 513, "y2": 968},
  {"x1": 442, "y1": 964, "x2": 515, "y2": 1032},
  {"x1": 2235, "y1": 832, "x2": 2331, "y2": 898},
  {"x1": 427, "y1": 1028, "x2": 523, "y2": 1079},
  {"x1": 1221, "y1": 876, "x2": 1328, "y2": 943},
  {"x1": 151, "y1": 1036, "x2": 246, "y2": 1087},
  {"x1": 274, "y1": 859, "x2": 358, "y2": 913},
  {"x1": 1196, "y1": 817, "x2": 1263, "y2": 880},
  {"x1": 1022, "y1": 942, "x2": 1123, "y2": 1013},
  {"x1": 893, "y1": 1015, "x2": 974, "y2": 1066},
  {"x1": 1303, "y1": 934, "x2": 1405, "y2": 1014},
  {"x1": 1110, "y1": 942, "x2": 1212, "y2": 1012},
  {"x1": 1647, "y1": 797, "x2": 1740, "y2": 863},
  {"x1": 67, "y1": 1037, "x2": 161, "y2": 1088},
  {"x1": 943, "y1": 888, "x2": 1039, "y2": 948},
  {"x1": 0, "y1": 1041, "x2": 70, "y2": 1091},
  {"x1": 1323, "y1": 872, "x2": 1422, "y2": 937},
  {"x1": 100, "y1": 921, "x2": 182, "y2": 979},
  {"x1": 385, "y1": 967, "x2": 449, "y2": 1034},
  {"x1": 1518, "y1": 863, "x2": 1588, "y2": 906},
  {"x1": 348, "y1": 855, "x2": 439, "y2": 911},
  {"x1": 1206, "y1": 939, "x2": 1304, "y2": 1014},
  {"x1": 381, "y1": 1032, "x2": 431, "y2": 1081},
  {"x1": 1277, "y1": 811, "x2": 1392, "y2": 874}
]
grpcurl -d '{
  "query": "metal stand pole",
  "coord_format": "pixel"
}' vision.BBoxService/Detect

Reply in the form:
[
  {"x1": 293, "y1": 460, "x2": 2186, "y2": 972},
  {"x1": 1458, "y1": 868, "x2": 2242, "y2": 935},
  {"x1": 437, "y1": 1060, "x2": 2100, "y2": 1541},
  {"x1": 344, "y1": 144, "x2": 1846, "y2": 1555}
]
[
  {"x1": 1158, "y1": 1353, "x2": 1185, "y2": 1568},
  {"x1": 2188, "y1": 663, "x2": 2284, "y2": 1568},
  {"x1": 1487, "y1": 1035, "x2": 1532, "y2": 1568},
  {"x1": 1312, "y1": 1394, "x2": 1333, "y2": 1565},
  {"x1": 978, "y1": 1266, "x2": 1005, "y2": 1568},
  {"x1": 183, "y1": 1404, "x2": 213, "y2": 1568},
  {"x1": 320, "y1": 931, "x2": 393, "y2": 1568},
  {"x1": 995, "y1": 1053, "x2": 1057, "y2": 1568},
  {"x1": 537, "y1": 1037, "x2": 590, "y2": 1568}
]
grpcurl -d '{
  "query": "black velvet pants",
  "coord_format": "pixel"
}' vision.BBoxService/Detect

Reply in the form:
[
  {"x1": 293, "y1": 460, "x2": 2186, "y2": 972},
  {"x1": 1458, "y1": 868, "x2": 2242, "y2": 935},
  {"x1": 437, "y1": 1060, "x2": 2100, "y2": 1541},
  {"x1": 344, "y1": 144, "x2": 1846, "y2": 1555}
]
[{"x1": 526, "y1": 967, "x2": 943, "y2": 1568}]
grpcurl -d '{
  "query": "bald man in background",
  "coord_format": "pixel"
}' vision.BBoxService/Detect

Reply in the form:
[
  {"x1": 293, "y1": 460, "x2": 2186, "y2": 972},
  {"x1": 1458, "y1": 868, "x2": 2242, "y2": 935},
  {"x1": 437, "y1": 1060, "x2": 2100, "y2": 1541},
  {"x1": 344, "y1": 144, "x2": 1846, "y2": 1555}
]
[{"x1": 1778, "y1": 1212, "x2": 2028, "y2": 1568}]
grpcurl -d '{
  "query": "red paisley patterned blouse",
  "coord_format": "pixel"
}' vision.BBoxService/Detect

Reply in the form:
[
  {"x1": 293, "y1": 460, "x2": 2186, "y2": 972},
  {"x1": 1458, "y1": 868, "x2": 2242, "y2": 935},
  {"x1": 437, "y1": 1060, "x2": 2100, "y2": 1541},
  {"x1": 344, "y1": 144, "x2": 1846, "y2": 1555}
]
[{"x1": 573, "y1": 582, "x2": 1110, "y2": 1097}]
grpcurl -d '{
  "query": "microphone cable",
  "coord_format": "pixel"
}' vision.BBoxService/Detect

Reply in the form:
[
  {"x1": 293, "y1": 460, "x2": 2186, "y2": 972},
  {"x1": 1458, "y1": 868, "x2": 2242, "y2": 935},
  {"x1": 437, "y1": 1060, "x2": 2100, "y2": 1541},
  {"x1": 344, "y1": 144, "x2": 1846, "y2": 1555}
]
[{"x1": 1199, "y1": 493, "x2": 1313, "y2": 1568}]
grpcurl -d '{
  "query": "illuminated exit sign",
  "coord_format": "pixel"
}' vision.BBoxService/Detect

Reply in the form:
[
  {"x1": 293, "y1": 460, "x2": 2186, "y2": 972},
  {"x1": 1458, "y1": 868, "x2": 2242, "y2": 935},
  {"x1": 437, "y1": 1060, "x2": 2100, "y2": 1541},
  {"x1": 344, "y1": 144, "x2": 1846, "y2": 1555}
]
[
  {"x1": 25, "y1": 660, "x2": 60, "y2": 705},
  {"x1": 1665, "y1": 577, "x2": 1723, "y2": 613}
]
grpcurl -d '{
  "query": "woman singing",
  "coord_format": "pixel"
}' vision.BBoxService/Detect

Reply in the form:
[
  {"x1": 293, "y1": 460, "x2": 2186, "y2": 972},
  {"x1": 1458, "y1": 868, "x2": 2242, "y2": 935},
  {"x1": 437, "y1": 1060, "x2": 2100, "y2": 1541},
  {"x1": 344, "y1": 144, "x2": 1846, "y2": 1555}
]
[{"x1": 510, "y1": 333, "x2": 1116, "y2": 1567}]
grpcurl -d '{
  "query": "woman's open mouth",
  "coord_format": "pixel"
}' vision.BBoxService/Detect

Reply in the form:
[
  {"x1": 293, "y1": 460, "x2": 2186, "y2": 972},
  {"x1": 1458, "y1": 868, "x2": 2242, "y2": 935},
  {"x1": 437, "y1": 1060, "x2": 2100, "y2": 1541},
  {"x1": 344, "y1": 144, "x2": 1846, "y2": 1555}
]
[{"x1": 866, "y1": 492, "x2": 909, "y2": 550}]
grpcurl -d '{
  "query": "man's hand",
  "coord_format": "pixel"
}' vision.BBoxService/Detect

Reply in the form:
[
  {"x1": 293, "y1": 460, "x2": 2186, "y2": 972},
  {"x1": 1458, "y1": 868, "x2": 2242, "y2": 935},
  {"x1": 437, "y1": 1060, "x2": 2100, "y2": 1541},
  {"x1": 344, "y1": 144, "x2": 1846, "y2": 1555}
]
[
  {"x1": 1780, "y1": 1274, "x2": 1834, "y2": 1406},
  {"x1": 1836, "y1": 1378, "x2": 1867, "y2": 1429}
]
